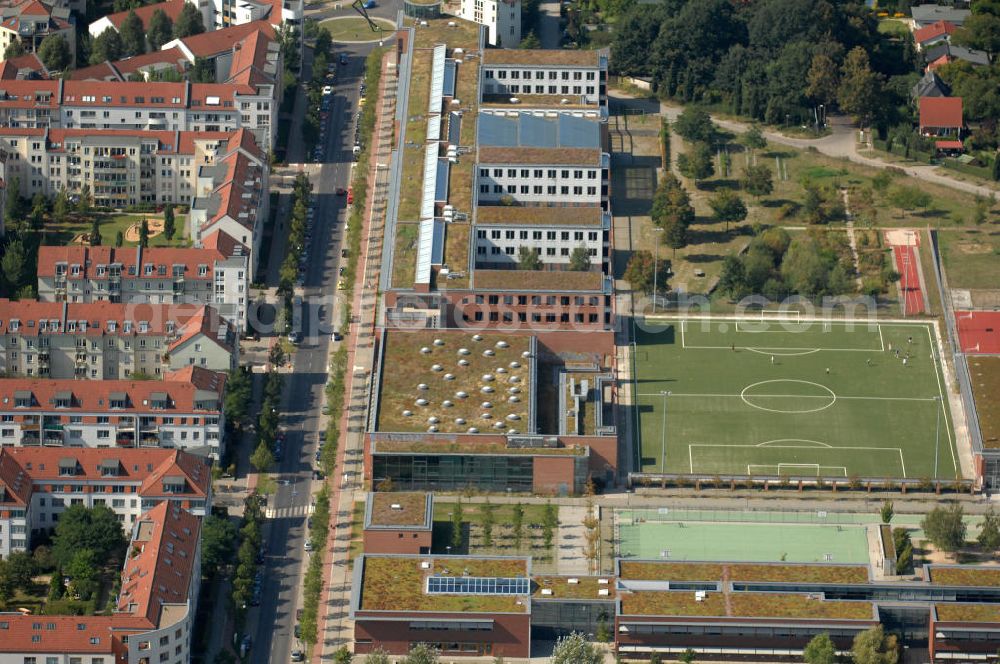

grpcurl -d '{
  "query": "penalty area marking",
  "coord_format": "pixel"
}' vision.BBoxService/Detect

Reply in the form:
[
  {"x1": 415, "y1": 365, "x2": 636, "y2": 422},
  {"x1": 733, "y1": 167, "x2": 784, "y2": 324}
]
[
  {"x1": 747, "y1": 463, "x2": 848, "y2": 477},
  {"x1": 688, "y1": 443, "x2": 908, "y2": 478},
  {"x1": 678, "y1": 320, "x2": 886, "y2": 353}
]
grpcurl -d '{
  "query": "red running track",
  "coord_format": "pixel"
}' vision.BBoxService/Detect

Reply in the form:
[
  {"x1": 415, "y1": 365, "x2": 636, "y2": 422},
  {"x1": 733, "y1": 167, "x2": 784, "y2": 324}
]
[
  {"x1": 893, "y1": 245, "x2": 925, "y2": 315},
  {"x1": 955, "y1": 310, "x2": 1000, "y2": 354}
]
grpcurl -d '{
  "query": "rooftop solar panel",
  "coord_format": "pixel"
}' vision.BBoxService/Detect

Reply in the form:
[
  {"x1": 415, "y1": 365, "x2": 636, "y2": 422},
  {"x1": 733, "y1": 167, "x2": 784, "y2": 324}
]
[{"x1": 427, "y1": 576, "x2": 531, "y2": 595}]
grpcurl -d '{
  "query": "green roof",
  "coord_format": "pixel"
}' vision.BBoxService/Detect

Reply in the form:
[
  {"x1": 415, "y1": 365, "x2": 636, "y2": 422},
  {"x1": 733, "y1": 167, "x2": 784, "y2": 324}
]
[
  {"x1": 930, "y1": 566, "x2": 1000, "y2": 587},
  {"x1": 618, "y1": 562, "x2": 869, "y2": 584},
  {"x1": 936, "y1": 603, "x2": 1000, "y2": 623},
  {"x1": 533, "y1": 576, "x2": 616, "y2": 600},
  {"x1": 359, "y1": 556, "x2": 529, "y2": 614},
  {"x1": 620, "y1": 591, "x2": 874, "y2": 620}
]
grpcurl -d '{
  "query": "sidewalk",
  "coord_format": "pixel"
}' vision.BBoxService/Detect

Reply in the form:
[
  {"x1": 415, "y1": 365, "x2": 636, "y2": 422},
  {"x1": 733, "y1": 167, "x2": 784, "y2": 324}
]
[{"x1": 315, "y1": 50, "x2": 398, "y2": 662}]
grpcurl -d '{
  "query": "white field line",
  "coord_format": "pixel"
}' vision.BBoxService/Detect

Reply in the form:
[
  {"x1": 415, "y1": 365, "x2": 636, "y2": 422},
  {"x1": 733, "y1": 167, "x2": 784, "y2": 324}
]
[
  {"x1": 689, "y1": 443, "x2": 907, "y2": 478},
  {"x1": 637, "y1": 392, "x2": 939, "y2": 402}
]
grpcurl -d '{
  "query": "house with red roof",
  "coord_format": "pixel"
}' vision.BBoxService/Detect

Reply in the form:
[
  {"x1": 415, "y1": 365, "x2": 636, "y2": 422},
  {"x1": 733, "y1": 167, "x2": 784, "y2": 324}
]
[
  {"x1": 912, "y1": 20, "x2": 956, "y2": 50},
  {"x1": 0, "y1": 0, "x2": 75, "y2": 68},
  {"x1": 87, "y1": 0, "x2": 188, "y2": 40},
  {"x1": 0, "y1": 502, "x2": 203, "y2": 664},
  {"x1": 0, "y1": 365, "x2": 227, "y2": 456},
  {"x1": 36, "y1": 235, "x2": 253, "y2": 328},
  {"x1": 0, "y1": 299, "x2": 237, "y2": 379},
  {"x1": 919, "y1": 96, "x2": 964, "y2": 138},
  {"x1": 0, "y1": 446, "x2": 209, "y2": 558}
]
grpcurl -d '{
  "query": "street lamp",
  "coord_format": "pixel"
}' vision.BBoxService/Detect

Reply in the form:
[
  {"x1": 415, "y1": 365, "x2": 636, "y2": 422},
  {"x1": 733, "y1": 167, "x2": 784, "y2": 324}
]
[{"x1": 659, "y1": 390, "x2": 671, "y2": 476}]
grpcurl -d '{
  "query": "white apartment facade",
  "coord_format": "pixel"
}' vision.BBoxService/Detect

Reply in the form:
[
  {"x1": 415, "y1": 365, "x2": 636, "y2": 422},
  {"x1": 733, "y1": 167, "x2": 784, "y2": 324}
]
[
  {"x1": 457, "y1": 0, "x2": 519, "y2": 47},
  {"x1": 473, "y1": 206, "x2": 608, "y2": 267},
  {"x1": 480, "y1": 49, "x2": 608, "y2": 106},
  {"x1": 475, "y1": 151, "x2": 608, "y2": 207}
]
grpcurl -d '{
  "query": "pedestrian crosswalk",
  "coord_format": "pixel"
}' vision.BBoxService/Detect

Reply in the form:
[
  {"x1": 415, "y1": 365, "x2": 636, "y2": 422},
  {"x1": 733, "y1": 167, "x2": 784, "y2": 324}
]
[{"x1": 265, "y1": 504, "x2": 315, "y2": 519}]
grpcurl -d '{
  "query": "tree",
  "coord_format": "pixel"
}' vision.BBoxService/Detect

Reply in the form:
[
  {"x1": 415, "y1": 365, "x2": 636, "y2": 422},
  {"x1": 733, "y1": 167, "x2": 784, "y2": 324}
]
[
  {"x1": 542, "y1": 501, "x2": 557, "y2": 550},
  {"x1": 37, "y1": 34, "x2": 71, "y2": 71},
  {"x1": 718, "y1": 254, "x2": 748, "y2": 299},
  {"x1": 519, "y1": 31, "x2": 541, "y2": 49},
  {"x1": 53, "y1": 189, "x2": 69, "y2": 223},
  {"x1": 679, "y1": 649, "x2": 697, "y2": 664},
  {"x1": 623, "y1": 250, "x2": 670, "y2": 295},
  {"x1": 517, "y1": 245, "x2": 542, "y2": 270},
  {"x1": 922, "y1": 504, "x2": 967, "y2": 552},
  {"x1": 895, "y1": 542, "x2": 913, "y2": 575},
  {"x1": 174, "y1": 2, "x2": 205, "y2": 38},
  {"x1": 163, "y1": 204, "x2": 176, "y2": 240},
  {"x1": 147, "y1": 8, "x2": 174, "y2": 50},
  {"x1": 139, "y1": 219, "x2": 149, "y2": 248},
  {"x1": 5, "y1": 552, "x2": 35, "y2": 591},
  {"x1": 332, "y1": 647, "x2": 353, "y2": 664},
  {"x1": 191, "y1": 56, "x2": 215, "y2": 83},
  {"x1": 450, "y1": 501, "x2": 463, "y2": 549},
  {"x1": 742, "y1": 164, "x2": 774, "y2": 199},
  {"x1": 662, "y1": 215, "x2": 688, "y2": 258},
  {"x1": 2, "y1": 238, "x2": 29, "y2": 293},
  {"x1": 551, "y1": 632, "x2": 602, "y2": 664},
  {"x1": 52, "y1": 504, "x2": 127, "y2": 568},
  {"x1": 650, "y1": 654, "x2": 663, "y2": 664},
  {"x1": 889, "y1": 186, "x2": 932, "y2": 219},
  {"x1": 66, "y1": 549, "x2": 99, "y2": 600},
  {"x1": 741, "y1": 124, "x2": 767, "y2": 154},
  {"x1": 994, "y1": 153, "x2": 1000, "y2": 182},
  {"x1": 314, "y1": 27, "x2": 332, "y2": 58},
  {"x1": 119, "y1": 10, "x2": 146, "y2": 56},
  {"x1": 569, "y1": 244, "x2": 591, "y2": 271},
  {"x1": 223, "y1": 368, "x2": 252, "y2": 428},
  {"x1": 838, "y1": 47, "x2": 882, "y2": 127},
  {"x1": 677, "y1": 142, "x2": 715, "y2": 185},
  {"x1": 708, "y1": 189, "x2": 748, "y2": 232},
  {"x1": 880, "y1": 500, "x2": 894, "y2": 524},
  {"x1": 0, "y1": 564, "x2": 12, "y2": 606},
  {"x1": 115, "y1": 230, "x2": 124, "y2": 247},
  {"x1": 512, "y1": 502, "x2": 524, "y2": 549},
  {"x1": 806, "y1": 53, "x2": 840, "y2": 107},
  {"x1": 651, "y1": 174, "x2": 694, "y2": 231},
  {"x1": 250, "y1": 441, "x2": 275, "y2": 473},
  {"x1": 673, "y1": 107, "x2": 716, "y2": 144},
  {"x1": 403, "y1": 644, "x2": 439, "y2": 664},
  {"x1": 201, "y1": 514, "x2": 238, "y2": 578},
  {"x1": 48, "y1": 567, "x2": 64, "y2": 600},
  {"x1": 89, "y1": 28, "x2": 123, "y2": 65},
  {"x1": 77, "y1": 184, "x2": 92, "y2": 215},
  {"x1": 90, "y1": 218, "x2": 102, "y2": 247},
  {"x1": 804, "y1": 633, "x2": 837, "y2": 664},
  {"x1": 979, "y1": 508, "x2": 1000, "y2": 551},
  {"x1": 851, "y1": 625, "x2": 898, "y2": 664},
  {"x1": 954, "y1": 1, "x2": 1000, "y2": 58},
  {"x1": 481, "y1": 500, "x2": 495, "y2": 548},
  {"x1": 3, "y1": 40, "x2": 25, "y2": 60},
  {"x1": 595, "y1": 618, "x2": 612, "y2": 643},
  {"x1": 364, "y1": 650, "x2": 391, "y2": 664}
]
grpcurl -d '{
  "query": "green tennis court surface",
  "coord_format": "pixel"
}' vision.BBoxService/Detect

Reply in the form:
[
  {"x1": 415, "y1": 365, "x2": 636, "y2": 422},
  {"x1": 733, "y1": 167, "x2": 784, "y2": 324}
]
[
  {"x1": 617, "y1": 519, "x2": 869, "y2": 564},
  {"x1": 633, "y1": 318, "x2": 959, "y2": 479}
]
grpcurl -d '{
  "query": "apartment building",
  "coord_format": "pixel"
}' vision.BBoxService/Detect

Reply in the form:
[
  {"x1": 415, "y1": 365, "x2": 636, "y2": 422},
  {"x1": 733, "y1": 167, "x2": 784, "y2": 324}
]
[
  {"x1": 480, "y1": 49, "x2": 608, "y2": 106},
  {"x1": 0, "y1": 79, "x2": 276, "y2": 152},
  {"x1": 475, "y1": 111, "x2": 609, "y2": 208},
  {"x1": 0, "y1": 0, "x2": 75, "y2": 67},
  {"x1": 457, "y1": 0, "x2": 519, "y2": 47},
  {"x1": 88, "y1": 0, "x2": 188, "y2": 40},
  {"x1": 37, "y1": 234, "x2": 253, "y2": 327},
  {"x1": 0, "y1": 365, "x2": 227, "y2": 457},
  {"x1": 0, "y1": 300, "x2": 237, "y2": 379},
  {"x1": 0, "y1": 446, "x2": 209, "y2": 556},
  {"x1": 0, "y1": 502, "x2": 203, "y2": 664},
  {"x1": 473, "y1": 206, "x2": 607, "y2": 268}
]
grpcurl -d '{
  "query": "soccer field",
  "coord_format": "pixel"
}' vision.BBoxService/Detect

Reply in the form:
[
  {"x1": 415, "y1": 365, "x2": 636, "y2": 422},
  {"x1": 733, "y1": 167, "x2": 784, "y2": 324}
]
[{"x1": 633, "y1": 317, "x2": 959, "y2": 479}]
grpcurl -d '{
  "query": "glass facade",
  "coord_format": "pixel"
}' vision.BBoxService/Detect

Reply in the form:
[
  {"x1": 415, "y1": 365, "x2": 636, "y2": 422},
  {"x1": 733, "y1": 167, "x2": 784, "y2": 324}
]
[
  {"x1": 531, "y1": 600, "x2": 613, "y2": 639},
  {"x1": 403, "y1": 0, "x2": 442, "y2": 19},
  {"x1": 373, "y1": 454, "x2": 535, "y2": 492}
]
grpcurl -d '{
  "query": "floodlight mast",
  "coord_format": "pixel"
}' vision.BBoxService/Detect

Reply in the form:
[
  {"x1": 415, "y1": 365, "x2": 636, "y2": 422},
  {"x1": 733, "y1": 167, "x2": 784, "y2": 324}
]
[{"x1": 352, "y1": 0, "x2": 383, "y2": 32}]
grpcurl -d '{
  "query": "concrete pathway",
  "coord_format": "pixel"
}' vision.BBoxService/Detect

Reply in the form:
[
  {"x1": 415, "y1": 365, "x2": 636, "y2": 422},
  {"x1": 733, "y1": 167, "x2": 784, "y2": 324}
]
[
  {"x1": 556, "y1": 504, "x2": 592, "y2": 575},
  {"x1": 536, "y1": 0, "x2": 561, "y2": 48}
]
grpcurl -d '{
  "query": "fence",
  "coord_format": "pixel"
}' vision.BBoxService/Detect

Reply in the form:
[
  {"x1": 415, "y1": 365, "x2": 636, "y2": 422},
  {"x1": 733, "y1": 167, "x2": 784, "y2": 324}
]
[{"x1": 941, "y1": 158, "x2": 995, "y2": 180}]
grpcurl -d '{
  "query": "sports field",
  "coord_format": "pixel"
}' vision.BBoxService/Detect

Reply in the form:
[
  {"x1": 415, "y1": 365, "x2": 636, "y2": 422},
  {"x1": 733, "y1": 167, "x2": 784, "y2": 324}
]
[{"x1": 633, "y1": 317, "x2": 959, "y2": 479}]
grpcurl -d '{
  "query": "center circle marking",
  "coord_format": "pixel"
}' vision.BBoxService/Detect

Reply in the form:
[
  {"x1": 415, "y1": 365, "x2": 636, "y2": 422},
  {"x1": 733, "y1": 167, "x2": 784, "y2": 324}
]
[{"x1": 740, "y1": 379, "x2": 837, "y2": 414}]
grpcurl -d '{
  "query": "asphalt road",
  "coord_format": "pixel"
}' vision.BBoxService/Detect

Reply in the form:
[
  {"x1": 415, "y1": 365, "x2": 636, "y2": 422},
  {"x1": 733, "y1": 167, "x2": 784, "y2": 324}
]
[{"x1": 250, "y1": 39, "x2": 376, "y2": 664}]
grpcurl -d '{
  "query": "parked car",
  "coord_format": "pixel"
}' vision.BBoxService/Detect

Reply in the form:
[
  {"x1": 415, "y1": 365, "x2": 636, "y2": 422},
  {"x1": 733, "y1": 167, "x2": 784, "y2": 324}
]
[
  {"x1": 322, "y1": 85, "x2": 333, "y2": 95},
  {"x1": 340, "y1": 53, "x2": 349, "y2": 65},
  {"x1": 292, "y1": 650, "x2": 304, "y2": 662},
  {"x1": 304, "y1": 540, "x2": 313, "y2": 552},
  {"x1": 346, "y1": 187, "x2": 354, "y2": 204}
]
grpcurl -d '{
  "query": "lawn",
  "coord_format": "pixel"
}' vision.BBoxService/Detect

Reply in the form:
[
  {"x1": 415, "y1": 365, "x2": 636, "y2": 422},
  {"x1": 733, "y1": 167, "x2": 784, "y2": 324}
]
[
  {"x1": 632, "y1": 318, "x2": 959, "y2": 479},
  {"x1": 967, "y1": 356, "x2": 1000, "y2": 449},
  {"x1": 936, "y1": 227, "x2": 1000, "y2": 290},
  {"x1": 877, "y1": 19, "x2": 910, "y2": 37},
  {"x1": 44, "y1": 212, "x2": 189, "y2": 248},
  {"x1": 390, "y1": 222, "x2": 419, "y2": 288},
  {"x1": 320, "y1": 16, "x2": 395, "y2": 42},
  {"x1": 432, "y1": 502, "x2": 557, "y2": 563}
]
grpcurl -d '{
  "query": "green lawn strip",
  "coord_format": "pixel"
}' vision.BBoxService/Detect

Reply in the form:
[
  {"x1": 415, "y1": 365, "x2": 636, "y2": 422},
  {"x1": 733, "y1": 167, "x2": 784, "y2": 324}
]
[
  {"x1": 936, "y1": 227, "x2": 1000, "y2": 290},
  {"x1": 298, "y1": 484, "x2": 331, "y2": 651},
  {"x1": 633, "y1": 320, "x2": 959, "y2": 479},
  {"x1": 319, "y1": 17, "x2": 395, "y2": 42},
  {"x1": 46, "y1": 212, "x2": 189, "y2": 247}
]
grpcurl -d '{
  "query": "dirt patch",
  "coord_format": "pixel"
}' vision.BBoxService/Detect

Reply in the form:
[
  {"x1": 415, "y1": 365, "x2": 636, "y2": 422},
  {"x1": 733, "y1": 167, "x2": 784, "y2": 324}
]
[
  {"x1": 884, "y1": 229, "x2": 919, "y2": 247},
  {"x1": 956, "y1": 241, "x2": 994, "y2": 255},
  {"x1": 124, "y1": 218, "x2": 165, "y2": 243}
]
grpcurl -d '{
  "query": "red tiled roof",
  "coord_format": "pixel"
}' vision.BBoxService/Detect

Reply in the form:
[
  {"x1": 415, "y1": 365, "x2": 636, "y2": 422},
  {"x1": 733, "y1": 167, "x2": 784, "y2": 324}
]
[
  {"x1": 0, "y1": 368, "x2": 225, "y2": 414},
  {"x1": 935, "y1": 140, "x2": 964, "y2": 149},
  {"x1": 0, "y1": 615, "x2": 117, "y2": 654},
  {"x1": 69, "y1": 47, "x2": 188, "y2": 81},
  {"x1": 201, "y1": 229, "x2": 249, "y2": 256},
  {"x1": 927, "y1": 53, "x2": 952, "y2": 71},
  {"x1": 919, "y1": 96, "x2": 963, "y2": 128},
  {"x1": 177, "y1": 20, "x2": 275, "y2": 58},
  {"x1": 0, "y1": 299, "x2": 228, "y2": 339},
  {"x1": 102, "y1": 0, "x2": 187, "y2": 31},
  {"x1": 0, "y1": 447, "x2": 210, "y2": 498},
  {"x1": 167, "y1": 308, "x2": 234, "y2": 354},
  {"x1": 36, "y1": 242, "x2": 234, "y2": 279},
  {"x1": 914, "y1": 19, "x2": 956, "y2": 44},
  {"x1": 117, "y1": 502, "x2": 200, "y2": 626},
  {"x1": 0, "y1": 52, "x2": 48, "y2": 80},
  {"x1": 0, "y1": 449, "x2": 30, "y2": 505}
]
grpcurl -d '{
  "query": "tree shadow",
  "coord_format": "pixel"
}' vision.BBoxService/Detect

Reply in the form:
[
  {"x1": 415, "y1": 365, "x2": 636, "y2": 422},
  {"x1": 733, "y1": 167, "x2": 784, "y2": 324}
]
[{"x1": 698, "y1": 179, "x2": 740, "y2": 192}]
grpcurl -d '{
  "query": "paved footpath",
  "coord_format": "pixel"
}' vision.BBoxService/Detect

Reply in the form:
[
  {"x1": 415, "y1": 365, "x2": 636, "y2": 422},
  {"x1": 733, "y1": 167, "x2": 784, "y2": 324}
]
[{"x1": 315, "y1": 50, "x2": 397, "y2": 662}]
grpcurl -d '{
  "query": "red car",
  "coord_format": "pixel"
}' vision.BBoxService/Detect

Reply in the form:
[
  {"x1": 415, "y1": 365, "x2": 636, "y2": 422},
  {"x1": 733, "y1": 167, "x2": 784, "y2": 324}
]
[{"x1": 346, "y1": 187, "x2": 354, "y2": 204}]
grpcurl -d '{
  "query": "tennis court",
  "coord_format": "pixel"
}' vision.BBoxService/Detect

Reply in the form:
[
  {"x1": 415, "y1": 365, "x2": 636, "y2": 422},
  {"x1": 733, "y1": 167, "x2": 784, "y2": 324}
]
[{"x1": 633, "y1": 317, "x2": 959, "y2": 479}]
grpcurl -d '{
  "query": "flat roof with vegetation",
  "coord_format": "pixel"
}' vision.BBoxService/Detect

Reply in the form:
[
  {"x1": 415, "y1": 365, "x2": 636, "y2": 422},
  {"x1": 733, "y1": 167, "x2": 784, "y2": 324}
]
[
  {"x1": 365, "y1": 492, "x2": 432, "y2": 529},
  {"x1": 375, "y1": 330, "x2": 532, "y2": 434},
  {"x1": 471, "y1": 269, "x2": 604, "y2": 292},
  {"x1": 618, "y1": 561, "x2": 870, "y2": 585},
  {"x1": 620, "y1": 591, "x2": 875, "y2": 620},
  {"x1": 929, "y1": 566, "x2": 1000, "y2": 587},
  {"x1": 936, "y1": 603, "x2": 1000, "y2": 623},
  {"x1": 359, "y1": 555, "x2": 530, "y2": 614},
  {"x1": 475, "y1": 205, "x2": 605, "y2": 227},
  {"x1": 533, "y1": 576, "x2": 616, "y2": 600},
  {"x1": 373, "y1": 437, "x2": 585, "y2": 456}
]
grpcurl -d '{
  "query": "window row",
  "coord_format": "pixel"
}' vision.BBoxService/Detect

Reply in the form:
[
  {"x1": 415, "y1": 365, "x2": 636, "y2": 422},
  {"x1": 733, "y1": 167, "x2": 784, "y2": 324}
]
[
  {"x1": 485, "y1": 69, "x2": 596, "y2": 81},
  {"x1": 481, "y1": 185, "x2": 598, "y2": 196},
  {"x1": 479, "y1": 230, "x2": 600, "y2": 241},
  {"x1": 480, "y1": 168, "x2": 598, "y2": 179},
  {"x1": 478, "y1": 246, "x2": 599, "y2": 257}
]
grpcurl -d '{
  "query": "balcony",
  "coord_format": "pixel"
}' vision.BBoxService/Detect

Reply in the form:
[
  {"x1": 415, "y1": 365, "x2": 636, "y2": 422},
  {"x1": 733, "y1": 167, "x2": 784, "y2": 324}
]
[
  {"x1": 21, "y1": 432, "x2": 41, "y2": 445},
  {"x1": 116, "y1": 433, "x2": 135, "y2": 447},
  {"x1": 139, "y1": 433, "x2": 160, "y2": 446}
]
